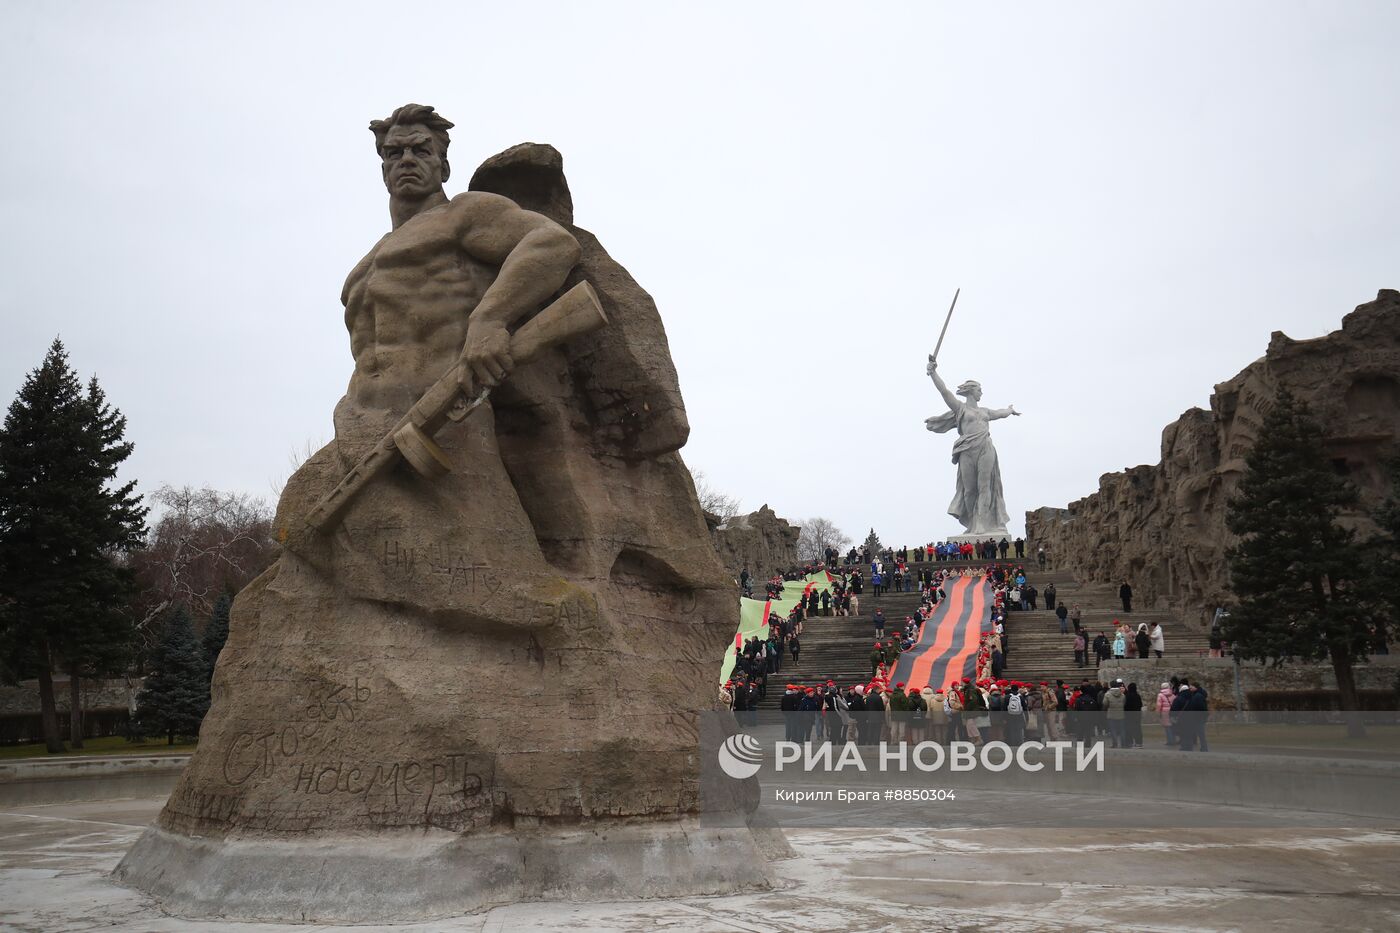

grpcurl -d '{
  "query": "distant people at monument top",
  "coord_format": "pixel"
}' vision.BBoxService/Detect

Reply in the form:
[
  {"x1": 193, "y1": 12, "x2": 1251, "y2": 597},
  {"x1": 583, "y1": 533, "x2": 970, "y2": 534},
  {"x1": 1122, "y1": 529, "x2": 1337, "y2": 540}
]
[{"x1": 837, "y1": 539, "x2": 1040, "y2": 565}]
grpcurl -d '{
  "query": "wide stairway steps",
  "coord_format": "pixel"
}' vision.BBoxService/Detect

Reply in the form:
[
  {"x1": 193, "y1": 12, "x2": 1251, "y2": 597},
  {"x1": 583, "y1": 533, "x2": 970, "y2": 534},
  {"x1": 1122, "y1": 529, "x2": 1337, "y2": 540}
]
[
  {"x1": 999, "y1": 577, "x2": 1211, "y2": 686},
  {"x1": 751, "y1": 574, "x2": 953, "y2": 709},
  {"x1": 748, "y1": 562, "x2": 1213, "y2": 703}
]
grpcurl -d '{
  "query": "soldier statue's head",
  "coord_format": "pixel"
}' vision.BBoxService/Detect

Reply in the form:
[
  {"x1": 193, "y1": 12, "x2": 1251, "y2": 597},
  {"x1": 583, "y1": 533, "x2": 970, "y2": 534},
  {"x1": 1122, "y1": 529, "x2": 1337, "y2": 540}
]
[{"x1": 369, "y1": 103, "x2": 455, "y2": 199}]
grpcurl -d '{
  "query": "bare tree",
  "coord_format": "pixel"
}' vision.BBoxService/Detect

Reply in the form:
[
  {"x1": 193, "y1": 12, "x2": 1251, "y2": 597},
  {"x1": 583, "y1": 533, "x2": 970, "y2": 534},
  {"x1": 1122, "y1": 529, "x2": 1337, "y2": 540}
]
[
  {"x1": 797, "y1": 516, "x2": 851, "y2": 563},
  {"x1": 124, "y1": 485, "x2": 276, "y2": 647},
  {"x1": 692, "y1": 470, "x2": 742, "y2": 523},
  {"x1": 269, "y1": 436, "x2": 326, "y2": 499}
]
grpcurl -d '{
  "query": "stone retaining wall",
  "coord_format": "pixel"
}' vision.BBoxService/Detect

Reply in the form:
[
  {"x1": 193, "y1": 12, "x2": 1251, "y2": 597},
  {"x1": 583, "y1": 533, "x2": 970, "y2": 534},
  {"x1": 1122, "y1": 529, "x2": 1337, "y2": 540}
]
[
  {"x1": 1097, "y1": 656, "x2": 1400, "y2": 710},
  {"x1": 0, "y1": 754, "x2": 190, "y2": 806}
]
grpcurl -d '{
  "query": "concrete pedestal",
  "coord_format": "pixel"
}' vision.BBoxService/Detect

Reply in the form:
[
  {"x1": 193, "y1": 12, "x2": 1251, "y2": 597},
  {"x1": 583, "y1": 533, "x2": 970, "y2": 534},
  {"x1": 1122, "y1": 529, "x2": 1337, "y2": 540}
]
[{"x1": 943, "y1": 533, "x2": 1011, "y2": 546}]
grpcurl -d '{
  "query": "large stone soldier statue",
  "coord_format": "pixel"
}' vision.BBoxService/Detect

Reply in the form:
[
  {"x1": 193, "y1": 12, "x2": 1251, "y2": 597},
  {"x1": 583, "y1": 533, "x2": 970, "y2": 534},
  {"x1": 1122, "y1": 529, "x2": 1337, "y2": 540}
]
[{"x1": 118, "y1": 105, "x2": 779, "y2": 921}]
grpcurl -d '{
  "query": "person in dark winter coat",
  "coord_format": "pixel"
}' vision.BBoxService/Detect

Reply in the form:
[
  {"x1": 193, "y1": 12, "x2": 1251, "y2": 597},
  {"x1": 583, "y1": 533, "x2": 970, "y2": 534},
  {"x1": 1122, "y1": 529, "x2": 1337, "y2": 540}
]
[
  {"x1": 1181, "y1": 683, "x2": 1210, "y2": 751},
  {"x1": 1169, "y1": 684, "x2": 1191, "y2": 748},
  {"x1": 779, "y1": 686, "x2": 800, "y2": 741},
  {"x1": 797, "y1": 688, "x2": 822, "y2": 742},
  {"x1": 861, "y1": 687, "x2": 886, "y2": 745},
  {"x1": 1119, "y1": 581, "x2": 1133, "y2": 612},
  {"x1": 1123, "y1": 682, "x2": 1144, "y2": 747},
  {"x1": 1134, "y1": 624, "x2": 1151, "y2": 659}
]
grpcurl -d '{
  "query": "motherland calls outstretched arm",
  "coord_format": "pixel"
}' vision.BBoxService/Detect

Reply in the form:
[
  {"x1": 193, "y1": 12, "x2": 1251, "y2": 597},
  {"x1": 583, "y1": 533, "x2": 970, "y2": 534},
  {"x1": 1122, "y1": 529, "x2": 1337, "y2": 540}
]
[
  {"x1": 926, "y1": 359, "x2": 962, "y2": 413},
  {"x1": 986, "y1": 406, "x2": 1022, "y2": 420},
  {"x1": 455, "y1": 192, "x2": 583, "y2": 389}
]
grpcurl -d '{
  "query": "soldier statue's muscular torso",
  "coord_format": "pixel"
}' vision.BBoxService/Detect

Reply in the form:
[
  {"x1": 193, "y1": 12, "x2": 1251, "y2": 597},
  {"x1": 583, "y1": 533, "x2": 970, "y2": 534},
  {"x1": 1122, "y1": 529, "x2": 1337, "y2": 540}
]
[
  {"x1": 342, "y1": 199, "x2": 496, "y2": 411},
  {"x1": 340, "y1": 189, "x2": 575, "y2": 415}
]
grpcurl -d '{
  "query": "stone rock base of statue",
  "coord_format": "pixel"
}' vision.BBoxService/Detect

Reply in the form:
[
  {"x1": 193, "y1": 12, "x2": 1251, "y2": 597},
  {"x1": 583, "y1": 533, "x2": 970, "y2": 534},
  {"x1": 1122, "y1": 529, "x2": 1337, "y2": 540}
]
[
  {"x1": 112, "y1": 553, "x2": 788, "y2": 921},
  {"x1": 112, "y1": 479, "x2": 788, "y2": 920},
  {"x1": 117, "y1": 819, "x2": 785, "y2": 922}
]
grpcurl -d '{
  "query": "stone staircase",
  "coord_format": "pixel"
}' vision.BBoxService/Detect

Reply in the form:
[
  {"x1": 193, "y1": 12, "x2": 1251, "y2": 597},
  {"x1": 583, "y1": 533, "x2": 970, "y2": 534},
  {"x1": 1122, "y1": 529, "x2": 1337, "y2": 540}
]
[
  {"x1": 999, "y1": 577, "x2": 1211, "y2": 686},
  {"x1": 750, "y1": 561, "x2": 1212, "y2": 703},
  {"x1": 753, "y1": 559, "x2": 987, "y2": 708}
]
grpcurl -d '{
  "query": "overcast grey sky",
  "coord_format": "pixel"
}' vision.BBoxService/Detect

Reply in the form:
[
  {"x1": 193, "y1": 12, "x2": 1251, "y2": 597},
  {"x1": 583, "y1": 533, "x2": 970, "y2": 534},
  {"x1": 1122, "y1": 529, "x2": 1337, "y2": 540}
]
[{"x1": 2, "y1": 1, "x2": 1397, "y2": 547}]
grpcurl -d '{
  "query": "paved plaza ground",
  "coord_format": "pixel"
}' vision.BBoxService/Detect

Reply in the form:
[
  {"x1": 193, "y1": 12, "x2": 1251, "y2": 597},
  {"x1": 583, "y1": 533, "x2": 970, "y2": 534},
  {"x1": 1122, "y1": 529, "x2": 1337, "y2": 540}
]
[{"x1": 3, "y1": 791, "x2": 1399, "y2": 932}]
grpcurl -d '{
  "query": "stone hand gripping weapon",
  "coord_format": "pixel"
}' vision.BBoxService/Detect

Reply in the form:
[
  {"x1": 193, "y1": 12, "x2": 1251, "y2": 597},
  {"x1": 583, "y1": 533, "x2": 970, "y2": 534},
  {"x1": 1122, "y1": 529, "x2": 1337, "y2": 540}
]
[{"x1": 305, "y1": 281, "x2": 608, "y2": 532}]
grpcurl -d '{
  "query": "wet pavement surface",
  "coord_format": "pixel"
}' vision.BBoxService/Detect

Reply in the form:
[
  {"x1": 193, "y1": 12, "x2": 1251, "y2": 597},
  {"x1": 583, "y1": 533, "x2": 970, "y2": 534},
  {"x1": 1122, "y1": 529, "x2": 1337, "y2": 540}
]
[{"x1": 3, "y1": 792, "x2": 1399, "y2": 931}]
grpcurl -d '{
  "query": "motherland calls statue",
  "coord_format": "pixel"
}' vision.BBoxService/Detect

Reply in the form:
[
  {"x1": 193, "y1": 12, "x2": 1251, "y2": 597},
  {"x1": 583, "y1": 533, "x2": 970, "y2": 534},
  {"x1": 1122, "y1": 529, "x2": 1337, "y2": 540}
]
[
  {"x1": 117, "y1": 105, "x2": 780, "y2": 921},
  {"x1": 924, "y1": 359, "x2": 1020, "y2": 536}
]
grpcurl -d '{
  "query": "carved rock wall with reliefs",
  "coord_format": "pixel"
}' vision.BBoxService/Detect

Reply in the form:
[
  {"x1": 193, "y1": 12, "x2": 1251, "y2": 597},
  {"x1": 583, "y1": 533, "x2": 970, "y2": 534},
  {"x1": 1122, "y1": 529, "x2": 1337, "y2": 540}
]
[
  {"x1": 708, "y1": 505, "x2": 801, "y2": 581},
  {"x1": 1028, "y1": 289, "x2": 1400, "y2": 626}
]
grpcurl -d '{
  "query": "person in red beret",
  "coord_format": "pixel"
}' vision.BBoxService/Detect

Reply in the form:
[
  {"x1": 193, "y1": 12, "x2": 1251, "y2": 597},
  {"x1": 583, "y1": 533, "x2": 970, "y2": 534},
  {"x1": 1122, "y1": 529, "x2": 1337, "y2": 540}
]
[
  {"x1": 882, "y1": 639, "x2": 902, "y2": 669},
  {"x1": 945, "y1": 679, "x2": 966, "y2": 740},
  {"x1": 886, "y1": 680, "x2": 911, "y2": 742},
  {"x1": 968, "y1": 680, "x2": 989, "y2": 744},
  {"x1": 779, "y1": 682, "x2": 802, "y2": 742},
  {"x1": 796, "y1": 684, "x2": 822, "y2": 743},
  {"x1": 985, "y1": 683, "x2": 1006, "y2": 743},
  {"x1": 860, "y1": 681, "x2": 886, "y2": 745}
]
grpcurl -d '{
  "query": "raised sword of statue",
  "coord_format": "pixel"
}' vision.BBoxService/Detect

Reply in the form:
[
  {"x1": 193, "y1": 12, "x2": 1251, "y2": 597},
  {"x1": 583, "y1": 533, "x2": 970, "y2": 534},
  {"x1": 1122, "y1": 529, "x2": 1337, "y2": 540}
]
[{"x1": 929, "y1": 287, "x2": 958, "y2": 364}]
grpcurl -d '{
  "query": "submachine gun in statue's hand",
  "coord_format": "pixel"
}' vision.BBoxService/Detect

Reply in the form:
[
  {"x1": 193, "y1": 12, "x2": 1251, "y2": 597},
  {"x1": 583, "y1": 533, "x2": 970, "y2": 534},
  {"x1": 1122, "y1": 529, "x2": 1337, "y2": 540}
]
[{"x1": 305, "y1": 281, "x2": 608, "y2": 533}]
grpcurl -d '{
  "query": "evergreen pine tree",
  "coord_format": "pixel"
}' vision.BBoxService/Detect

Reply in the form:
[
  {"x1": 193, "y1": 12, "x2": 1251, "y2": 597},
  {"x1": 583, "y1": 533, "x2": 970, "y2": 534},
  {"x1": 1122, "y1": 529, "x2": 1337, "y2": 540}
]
[
  {"x1": 202, "y1": 593, "x2": 231, "y2": 682},
  {"x1": 134, "y1": 606, "x2": 210, "y2": 744},
  {"x1": 1368, "y1": 455, "x2": 1400, "y2": 640},
  {"x1": 62, "y1": 376, "x2": 146, "y2": 746},
  {"x1": 1224, "y1": 388, "x2": 1372, "y2": 736},
  {"x1": 863, "y1": 528, "x2": 883, "y2": 557},
  {"x1": 0, "y1": 339, "x2": 147, "y2": 752}
]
